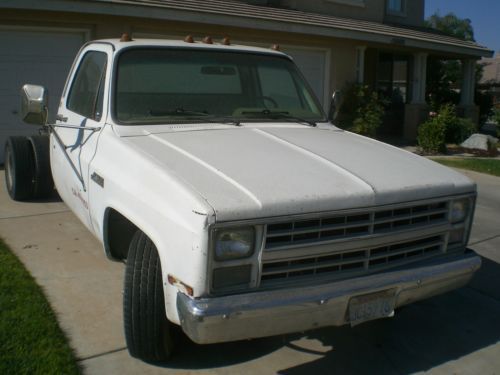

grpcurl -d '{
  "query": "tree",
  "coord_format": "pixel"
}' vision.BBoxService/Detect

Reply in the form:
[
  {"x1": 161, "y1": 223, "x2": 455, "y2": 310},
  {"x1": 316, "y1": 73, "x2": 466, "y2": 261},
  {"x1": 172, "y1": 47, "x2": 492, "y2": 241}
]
[
  {"x1": 425, "y1": 12, "x2": 475, "y2": 42},
  {"x1": 425, "y1": 12, "x2": 491, "y2": 124},
  {"x1": 425, "y1": 11, "x2": 477, "y2": 94}
]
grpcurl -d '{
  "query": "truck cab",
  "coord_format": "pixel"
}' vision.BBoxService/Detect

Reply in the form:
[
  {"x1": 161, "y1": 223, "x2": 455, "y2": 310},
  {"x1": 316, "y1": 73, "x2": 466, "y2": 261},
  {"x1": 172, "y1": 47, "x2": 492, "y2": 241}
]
[{"x1": 6, "y1": 35, "x2": 480, "y2": 362}]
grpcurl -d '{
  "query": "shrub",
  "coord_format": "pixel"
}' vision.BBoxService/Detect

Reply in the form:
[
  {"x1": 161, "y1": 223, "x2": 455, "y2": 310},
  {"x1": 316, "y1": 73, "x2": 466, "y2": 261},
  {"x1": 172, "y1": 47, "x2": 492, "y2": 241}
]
[
  {"x1": 495, "y1": 109, "x2": 500, "y2": 137},
  {"x1": 455, "y1": 118, "x2": 477, "y2": 144},
  {"x1": 430, "y1": 103, "x2": 476, "y2": 144},
  {"x1": 447, "y1": 117, "x2": 476, "y2": 144},
  {"x1": 476, "y1": 90, "x2": 494, "y2": 127},
  {"x1": 337, "y1": 84, "x2": 386, "y2": 138},
  {"x1": 418, "y1": 116, "x2": 447, "y2": 154}
]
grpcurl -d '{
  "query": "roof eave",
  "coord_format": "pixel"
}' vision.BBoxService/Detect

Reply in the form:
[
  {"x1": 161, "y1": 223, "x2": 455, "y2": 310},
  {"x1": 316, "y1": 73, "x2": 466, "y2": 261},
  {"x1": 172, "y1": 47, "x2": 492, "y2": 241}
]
[{"x1": 2, "y1": 0, "x2": 493, "y2": 58}]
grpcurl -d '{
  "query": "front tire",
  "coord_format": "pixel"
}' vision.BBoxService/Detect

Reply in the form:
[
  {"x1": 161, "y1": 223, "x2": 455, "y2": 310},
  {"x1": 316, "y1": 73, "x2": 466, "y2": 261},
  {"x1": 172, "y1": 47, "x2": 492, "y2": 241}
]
[
  {"x1": 123, "y1": 231, "x2": 175, "y2": 362},
  {"x1": 4, "y1": 136, "x2": 35, "y2": 201}
]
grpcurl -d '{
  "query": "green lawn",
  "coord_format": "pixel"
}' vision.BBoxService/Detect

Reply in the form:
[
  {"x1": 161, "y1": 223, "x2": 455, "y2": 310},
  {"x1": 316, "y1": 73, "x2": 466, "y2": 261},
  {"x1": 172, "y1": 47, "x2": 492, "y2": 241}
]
[
  {"x1": 0, "y1": 239, "x2": 80, "y2": 374},
  {"x1": 431, "y1": 158, "x2": 500, "y2": 177}
]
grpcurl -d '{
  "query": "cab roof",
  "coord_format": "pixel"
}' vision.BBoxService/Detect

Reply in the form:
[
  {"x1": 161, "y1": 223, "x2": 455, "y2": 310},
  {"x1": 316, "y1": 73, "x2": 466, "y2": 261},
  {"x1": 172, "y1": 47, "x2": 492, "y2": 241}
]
[{"x1": 90, "y1": 37, "x2": 289, "y2": 58}]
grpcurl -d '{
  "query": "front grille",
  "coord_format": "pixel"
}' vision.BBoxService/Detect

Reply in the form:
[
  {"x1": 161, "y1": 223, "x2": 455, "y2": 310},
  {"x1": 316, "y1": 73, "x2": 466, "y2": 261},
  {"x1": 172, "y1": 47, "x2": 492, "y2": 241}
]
[
  {"x1": 261, "y1": 235, "x2": 445, "y2": 285},
  {"x1": 265, "y1": 201, "x2": 448, "y2": 250}
]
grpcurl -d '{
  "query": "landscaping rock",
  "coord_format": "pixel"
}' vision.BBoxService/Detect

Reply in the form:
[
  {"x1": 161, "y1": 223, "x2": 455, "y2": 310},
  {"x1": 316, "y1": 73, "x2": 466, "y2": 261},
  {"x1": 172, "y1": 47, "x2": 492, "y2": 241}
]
[{"x1": 460, "y1": 134, "x2": 499, "y2": 156}]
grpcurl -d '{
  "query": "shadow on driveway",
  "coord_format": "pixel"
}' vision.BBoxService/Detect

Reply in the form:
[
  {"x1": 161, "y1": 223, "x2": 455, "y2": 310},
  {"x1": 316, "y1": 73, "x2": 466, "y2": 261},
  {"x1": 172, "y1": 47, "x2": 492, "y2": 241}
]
[{"x1": 149, "y1": 255, "x2": 500, "y2": 374}]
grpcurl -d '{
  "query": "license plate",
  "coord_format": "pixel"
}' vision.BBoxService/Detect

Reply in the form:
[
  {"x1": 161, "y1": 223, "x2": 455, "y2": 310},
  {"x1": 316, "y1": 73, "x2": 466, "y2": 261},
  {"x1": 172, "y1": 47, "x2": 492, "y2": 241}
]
[{"x1": 348, "y1": 289, "x2": 396, "y2": 327}]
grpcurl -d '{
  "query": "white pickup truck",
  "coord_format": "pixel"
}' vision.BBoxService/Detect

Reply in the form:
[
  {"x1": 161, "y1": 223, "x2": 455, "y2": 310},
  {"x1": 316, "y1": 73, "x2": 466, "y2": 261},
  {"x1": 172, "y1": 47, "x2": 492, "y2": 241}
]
[{"x1": 5, "y1": 35, "x2": 480, "y2": 362}]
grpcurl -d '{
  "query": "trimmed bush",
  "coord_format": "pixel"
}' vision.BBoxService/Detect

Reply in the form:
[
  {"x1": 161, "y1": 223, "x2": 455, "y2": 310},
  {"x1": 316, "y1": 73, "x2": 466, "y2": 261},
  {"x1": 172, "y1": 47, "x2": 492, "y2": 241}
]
[
  {"x1": 495, "y1": 109, "x2": 500, "y2": 137},
  {"x1": 337, "y1": 84, "x2": 386, "y2": 138},
  {"x1": 418, "y1": 116, "x2": 447, "y2": 154},
  {"x1": 447, "y1": 117, "x2": 476, "y2": 144}
]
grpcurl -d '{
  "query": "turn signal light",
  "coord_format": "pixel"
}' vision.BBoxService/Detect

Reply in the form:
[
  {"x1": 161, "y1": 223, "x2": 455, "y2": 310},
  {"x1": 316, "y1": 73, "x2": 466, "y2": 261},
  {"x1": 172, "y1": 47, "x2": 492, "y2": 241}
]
[{"x1": 167, "y1": 274, "x2": 194, "y2": 296}]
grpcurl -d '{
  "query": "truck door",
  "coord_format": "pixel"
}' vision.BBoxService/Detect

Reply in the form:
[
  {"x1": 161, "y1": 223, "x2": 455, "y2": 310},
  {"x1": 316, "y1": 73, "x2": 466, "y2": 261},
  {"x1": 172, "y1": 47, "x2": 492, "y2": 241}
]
[{"x1": 50, "y1": 44, "x2": 112, "y2": 230}]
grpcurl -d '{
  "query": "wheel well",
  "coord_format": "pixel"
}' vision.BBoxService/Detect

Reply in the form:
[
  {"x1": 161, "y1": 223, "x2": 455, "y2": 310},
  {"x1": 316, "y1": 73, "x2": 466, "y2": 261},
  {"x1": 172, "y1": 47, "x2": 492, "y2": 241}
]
[{"x1": 104, "y1": 208, "x2": 139, "y2": 261}]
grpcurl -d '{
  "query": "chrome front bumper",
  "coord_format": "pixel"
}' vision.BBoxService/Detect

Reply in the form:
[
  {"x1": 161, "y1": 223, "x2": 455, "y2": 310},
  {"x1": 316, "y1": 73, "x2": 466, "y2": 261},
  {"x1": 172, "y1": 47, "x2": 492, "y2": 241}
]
[{"x1": 177, "y1": 251, "x2": 481, "y2": 344}]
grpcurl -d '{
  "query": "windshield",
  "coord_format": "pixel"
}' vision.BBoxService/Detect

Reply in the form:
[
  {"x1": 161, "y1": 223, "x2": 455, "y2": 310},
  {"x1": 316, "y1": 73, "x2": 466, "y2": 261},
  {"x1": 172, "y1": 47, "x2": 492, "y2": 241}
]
[{"x1": 114, "y1": 48, "x2": 326, "y2": 124}]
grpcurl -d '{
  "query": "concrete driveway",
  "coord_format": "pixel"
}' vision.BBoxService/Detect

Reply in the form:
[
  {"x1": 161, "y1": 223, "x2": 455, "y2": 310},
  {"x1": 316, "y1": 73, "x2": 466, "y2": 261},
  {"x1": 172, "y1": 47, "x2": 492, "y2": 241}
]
[{"x1": 1, "y1": 168, "x2": 499, "y2": 375}]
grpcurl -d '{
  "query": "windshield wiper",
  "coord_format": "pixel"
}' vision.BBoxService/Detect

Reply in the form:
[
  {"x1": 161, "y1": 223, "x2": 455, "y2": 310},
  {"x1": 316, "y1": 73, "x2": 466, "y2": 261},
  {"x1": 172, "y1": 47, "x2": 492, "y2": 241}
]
[
  {"x1": 149, "y1": 108, "x2": 209, "y2": 117},
  {"x1": 241, "y1": 109, "x2": 317, "y2": 127},
  {"x1": 148, "y1": 108, "x2": 241, "y2": 126}
]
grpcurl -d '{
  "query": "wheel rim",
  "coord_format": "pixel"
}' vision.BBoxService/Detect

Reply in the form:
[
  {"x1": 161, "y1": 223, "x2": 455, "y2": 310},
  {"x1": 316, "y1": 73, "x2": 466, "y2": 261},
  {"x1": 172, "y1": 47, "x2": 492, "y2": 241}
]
[{"x1": 5, "y1": 147, "x2": 13, "y2": 190}]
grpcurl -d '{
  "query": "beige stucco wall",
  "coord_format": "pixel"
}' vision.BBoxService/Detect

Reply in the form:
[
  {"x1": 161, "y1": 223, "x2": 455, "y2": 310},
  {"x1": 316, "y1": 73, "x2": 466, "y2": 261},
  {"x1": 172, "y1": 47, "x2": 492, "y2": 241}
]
[
  {"x1": 280, "y1": 0, "x2": 385, "y2": 22},
  {"x1": 257, "y1": 0, "x2": 424, "y2": 27},
  {"x1": 0, "y1": 8, "x2": 361, "y2": 109},
  {"x1": 384, "y1": 0, "x2": 425, "y2": 27}
]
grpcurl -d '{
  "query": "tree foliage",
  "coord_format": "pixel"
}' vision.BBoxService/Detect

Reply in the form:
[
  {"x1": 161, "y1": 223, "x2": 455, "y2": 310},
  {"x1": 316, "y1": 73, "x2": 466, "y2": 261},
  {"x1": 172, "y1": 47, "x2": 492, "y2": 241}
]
[
  {"x1": 425, "y1": 12, "x2": 490, "y2": 124},
  {"x1": 425, "y1": 12, "x2": 475, "y2": 41}
]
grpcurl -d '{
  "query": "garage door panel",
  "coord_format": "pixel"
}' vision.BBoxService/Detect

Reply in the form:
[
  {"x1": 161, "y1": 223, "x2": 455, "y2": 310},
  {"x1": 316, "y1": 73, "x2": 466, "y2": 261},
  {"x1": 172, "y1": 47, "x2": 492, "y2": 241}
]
[
  {"x1": 283, "y1": 48, "x2": 329, "y2": 110},
  {"x1": 0, "y1": 29, "x2": 85, "y2": 163},
  {"x1": 0, "y1": 31, "x2": 83, "y2": 57}
]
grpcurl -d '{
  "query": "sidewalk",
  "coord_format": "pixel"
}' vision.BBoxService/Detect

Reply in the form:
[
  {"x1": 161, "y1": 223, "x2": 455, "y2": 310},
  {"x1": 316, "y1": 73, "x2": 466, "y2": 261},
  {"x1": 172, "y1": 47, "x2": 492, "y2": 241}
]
[{"x1": 1, "y1": 169, "x2": 500, "y2": 374}]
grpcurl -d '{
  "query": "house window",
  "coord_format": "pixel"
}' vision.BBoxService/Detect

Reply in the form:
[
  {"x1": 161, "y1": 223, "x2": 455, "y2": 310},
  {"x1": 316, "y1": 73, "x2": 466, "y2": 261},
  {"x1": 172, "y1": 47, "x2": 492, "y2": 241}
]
[
  {"x1": 376, "y1": 53, "x2": 409, "y2": 104},
  {"x1": 387, "y1": 0, "x2": 405, "y2": 14}
]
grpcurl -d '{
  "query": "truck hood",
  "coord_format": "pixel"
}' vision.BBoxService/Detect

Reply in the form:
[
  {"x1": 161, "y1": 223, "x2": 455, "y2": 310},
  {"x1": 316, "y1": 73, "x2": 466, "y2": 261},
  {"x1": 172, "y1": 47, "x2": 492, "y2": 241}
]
[{"x1": 122, "y1": 125, "x2": 475, "y2": 222}]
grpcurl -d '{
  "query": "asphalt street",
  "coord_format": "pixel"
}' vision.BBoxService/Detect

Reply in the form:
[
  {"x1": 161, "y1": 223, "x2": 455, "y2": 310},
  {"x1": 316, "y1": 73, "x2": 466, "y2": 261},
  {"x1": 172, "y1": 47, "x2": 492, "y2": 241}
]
[{"x1": 0, "y1": 168, "x2": 499, "y2": 375}]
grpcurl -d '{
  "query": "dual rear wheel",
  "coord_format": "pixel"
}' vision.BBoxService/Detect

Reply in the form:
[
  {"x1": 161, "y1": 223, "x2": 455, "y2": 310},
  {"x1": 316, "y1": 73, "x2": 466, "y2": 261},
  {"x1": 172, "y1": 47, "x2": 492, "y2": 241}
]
[
  {"x1": 5, "y1": 135, "x2": 179, "y2": 362},
  {"x1": 4, "y1": 135, "x2": 54, "y2": 200}
]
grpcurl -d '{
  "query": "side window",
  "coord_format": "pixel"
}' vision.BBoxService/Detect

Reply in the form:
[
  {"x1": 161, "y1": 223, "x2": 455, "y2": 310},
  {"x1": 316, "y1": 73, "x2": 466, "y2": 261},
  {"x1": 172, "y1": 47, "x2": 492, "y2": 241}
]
[{"x1": 67, "y1": 51, "x2": 107, "y2": 120}]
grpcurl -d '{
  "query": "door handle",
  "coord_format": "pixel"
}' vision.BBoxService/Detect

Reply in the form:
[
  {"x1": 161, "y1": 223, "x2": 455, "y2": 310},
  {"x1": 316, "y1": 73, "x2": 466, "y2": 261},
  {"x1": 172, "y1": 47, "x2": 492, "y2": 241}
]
[{"x1": 56, "y1": 114, "x2": 68, "y2": 122}]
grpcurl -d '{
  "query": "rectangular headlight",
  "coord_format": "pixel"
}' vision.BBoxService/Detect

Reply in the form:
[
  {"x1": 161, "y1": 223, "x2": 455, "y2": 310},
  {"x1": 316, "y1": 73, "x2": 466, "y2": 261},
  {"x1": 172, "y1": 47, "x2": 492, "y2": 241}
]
[
  {"x1": 450, "y1": 198, "x2": 471, "y2": 223},
  {"x1": 214, "y1": 227, "x2": 255, "y2": 261}
]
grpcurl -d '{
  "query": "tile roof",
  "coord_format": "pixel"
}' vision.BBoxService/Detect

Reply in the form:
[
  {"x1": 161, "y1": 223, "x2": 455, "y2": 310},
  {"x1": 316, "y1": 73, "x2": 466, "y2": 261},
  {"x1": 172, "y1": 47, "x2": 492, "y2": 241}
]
[{"x1": 90, "y1": 0, "x2": 492, "y2": 56}]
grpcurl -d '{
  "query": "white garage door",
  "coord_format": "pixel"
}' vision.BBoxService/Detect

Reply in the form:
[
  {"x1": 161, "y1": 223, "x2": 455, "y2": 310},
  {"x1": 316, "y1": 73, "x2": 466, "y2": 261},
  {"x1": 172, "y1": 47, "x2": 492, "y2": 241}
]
[
  {"x1": 0, "y1": 29, "x2": 86, "y2": 163},
  {"x1": 283, "y1": 48, "x2": 329, "y2": 110}
]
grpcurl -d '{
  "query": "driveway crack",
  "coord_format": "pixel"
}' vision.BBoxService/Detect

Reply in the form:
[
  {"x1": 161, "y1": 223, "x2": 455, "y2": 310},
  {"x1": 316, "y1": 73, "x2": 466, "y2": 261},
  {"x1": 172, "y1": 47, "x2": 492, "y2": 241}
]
[
  {"x1": 469, "y1": 234, "x2": 500, "y2": 246},
  {"x1": 77, "y1": 347, "x2": 127, "y2": 362}
]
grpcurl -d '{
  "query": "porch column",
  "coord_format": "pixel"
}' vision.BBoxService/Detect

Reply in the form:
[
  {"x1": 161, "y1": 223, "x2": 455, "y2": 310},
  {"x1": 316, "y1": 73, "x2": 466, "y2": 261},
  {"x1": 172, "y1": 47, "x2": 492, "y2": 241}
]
[
  {"x1": 410, "y1": 52, "x2": 428, "y2": 104},
  {"x1": 458, "y1": 59, "x2": 479, "y2": 124},
  {"x1": 460, "y1": 59, "x2": 476, "y2": 105},
  {"x1": 404, "y1": 52, "x2": 429, "y2": 140},
  {"x1": 356, "y1": 46, "x2": 366, "y2": 84}
]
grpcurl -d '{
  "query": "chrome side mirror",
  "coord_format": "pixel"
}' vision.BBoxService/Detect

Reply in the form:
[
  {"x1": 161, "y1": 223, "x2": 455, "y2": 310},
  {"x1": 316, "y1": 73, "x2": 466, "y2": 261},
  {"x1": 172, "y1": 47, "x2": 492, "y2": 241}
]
[
  {"x1": 20, "y1": 84, "x2": 49, "y2": 126},
  {"x1": 328, "y1": 90, "x2": 342, "y2": 122}
]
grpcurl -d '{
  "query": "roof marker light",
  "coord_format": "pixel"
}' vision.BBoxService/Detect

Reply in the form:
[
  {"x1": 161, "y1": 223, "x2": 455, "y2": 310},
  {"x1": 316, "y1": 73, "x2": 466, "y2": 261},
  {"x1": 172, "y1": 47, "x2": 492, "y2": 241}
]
[
  {"x1": 271, "y1": 44, "x2": 280, "y2": 51},
  {"x1": 203, "y1": 36, "x2": 213, "y2": 44},
  {"x1": 120, "y1": 33, "x2": 133, "y2": 42},
  {"x1": 222, "y1": 36, "x2": 231, "y2": 46},
  {"x1": 184, "y1": 35, "x2": 194, "y2": 43}
]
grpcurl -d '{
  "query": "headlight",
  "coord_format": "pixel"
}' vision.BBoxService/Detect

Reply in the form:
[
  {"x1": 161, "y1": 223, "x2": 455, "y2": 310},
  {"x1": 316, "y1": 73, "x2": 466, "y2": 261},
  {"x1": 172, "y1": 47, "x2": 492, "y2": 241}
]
[
  {"x1": 451, "y1": 199, "x2": 470, "y2": 223},
  {"x1": 214, "y1": 227, "x2": 255, "y2": 261}
]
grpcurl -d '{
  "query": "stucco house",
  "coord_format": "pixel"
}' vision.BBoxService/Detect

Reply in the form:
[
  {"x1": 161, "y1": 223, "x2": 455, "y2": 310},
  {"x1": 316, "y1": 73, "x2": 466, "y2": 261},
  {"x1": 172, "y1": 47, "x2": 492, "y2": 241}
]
[
  {"x1": 479, "y1": 52, "x2": 500, "y2": 108},
  {"x1": 0, "y1": 0, "x2": 493, "y2": 163}
]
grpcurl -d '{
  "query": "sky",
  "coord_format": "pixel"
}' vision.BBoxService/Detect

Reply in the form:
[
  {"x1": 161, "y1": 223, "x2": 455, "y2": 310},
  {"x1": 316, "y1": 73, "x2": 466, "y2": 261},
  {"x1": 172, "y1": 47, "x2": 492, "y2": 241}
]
[{"x1": 425, "y1": 0, "x2": 500, "y2": 53}]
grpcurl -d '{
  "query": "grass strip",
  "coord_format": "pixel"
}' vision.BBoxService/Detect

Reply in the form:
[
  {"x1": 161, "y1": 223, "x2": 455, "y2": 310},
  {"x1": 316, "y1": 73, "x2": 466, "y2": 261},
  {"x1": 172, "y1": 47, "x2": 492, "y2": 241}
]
[
  {"x1": 431, "y1": 158, "x2": 500, "y2": 177},
  {"x1": 0, "y1": 239, "x2": 80, "y2": 374}
]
